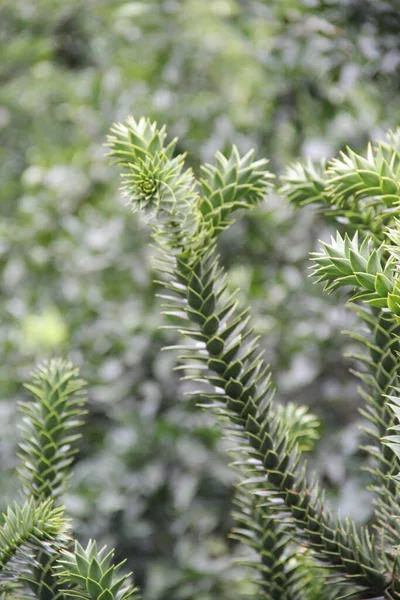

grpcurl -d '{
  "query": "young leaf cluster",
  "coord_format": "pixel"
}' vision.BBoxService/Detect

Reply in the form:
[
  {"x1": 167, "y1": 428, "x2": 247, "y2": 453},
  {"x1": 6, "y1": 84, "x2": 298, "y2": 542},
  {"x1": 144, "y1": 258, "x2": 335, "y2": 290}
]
[
  {"x1": 281, "y1": 130, "x2": 400, "y2": 239},
  {"x1": 56, "y1": 541, "x2": 138, "y2": 600}
]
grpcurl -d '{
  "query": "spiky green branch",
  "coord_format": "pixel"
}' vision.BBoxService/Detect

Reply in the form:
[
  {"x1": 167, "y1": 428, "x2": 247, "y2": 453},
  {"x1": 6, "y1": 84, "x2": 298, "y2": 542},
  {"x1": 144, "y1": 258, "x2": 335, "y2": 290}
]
[
  {"x1": 281, "y1": 133, "x2": 400, "y2": 564},
  {"x1": 0, "y1": 359, "x2": 141, "y2": 600},
  {"x1": 14, "y1": 359, "x2": 87, "y2": 600},
  {"x1": 109, "y1": 116, "x2": 398, "y2": 598},
  {"x1": 230, "y1": 404, "x2": 335, "y2": 600},
  {"x1": 281, "y1": 129, "x2": 400, "y2": 239},
  {"x1": 305, "y1": 228, "x2": 400, "y2": 550},
  {"x1": 167, "y1": 244, "x2": 388, "y2": 593},
  {"x1": 18, "y1": 359, "x2": 87, "y2": 502}
]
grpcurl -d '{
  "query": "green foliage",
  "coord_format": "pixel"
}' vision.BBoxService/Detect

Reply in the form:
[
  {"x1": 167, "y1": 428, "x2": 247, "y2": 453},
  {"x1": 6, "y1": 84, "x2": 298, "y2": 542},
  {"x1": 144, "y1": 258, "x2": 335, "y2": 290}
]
[
  {"x1": 109, "y1": 117, "x2": 400, "y2": 598},
  {"x1": 0, "y1": 499, "x2": 67, "y2": 572},
  {"x1": 0, "y1": 499, "x2": 68, "y2": 600},
  {"x1": 0, "y1": 360, "x2": 139, "y2": 600},
  {"x1": 229, "y1": 402, "x2": 322, "y2": 599},
  {"x1": 383, "y1": 392, "x2": 400, "y2": 484},
  {"x1": 3, "y1": 1, "x2": 400, "y2": 598},
  {"x1": 198, "y1": 147, "x2": 274, "y2": 235},
  {"x1": 311, "y1": 232, "x2": 394, "y2": 306},
  {"x1": 6, "y1": 114, "x2": 400, "y2": 598},
  {"x1": 57, "y1": 540, "x2": 139, "y2": 600},
  {"x1": 294, "y1": 175, "x2": 400, "y2": 548},
  {"x1": 107, "y1": 117, "x2": 198, "y2": 245},
  {"x1": 274, "y1": 402, "x2": 321, "y2": 454},
  {"x1": 281, "y1": 130, "x2": 400, "y2": 239},
  {"x1": 18, "y1": 359, "x2": 87, "y2": 501},
  {"x1": 107, "y1": 117, "x2": 273, "y2": 248}
]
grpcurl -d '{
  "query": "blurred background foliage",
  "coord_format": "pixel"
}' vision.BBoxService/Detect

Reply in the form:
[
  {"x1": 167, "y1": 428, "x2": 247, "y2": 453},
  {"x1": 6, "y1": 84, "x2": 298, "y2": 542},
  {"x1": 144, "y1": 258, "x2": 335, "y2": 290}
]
[{"x1": 1, "y1": 0, "x2": 400, "y2": 598}]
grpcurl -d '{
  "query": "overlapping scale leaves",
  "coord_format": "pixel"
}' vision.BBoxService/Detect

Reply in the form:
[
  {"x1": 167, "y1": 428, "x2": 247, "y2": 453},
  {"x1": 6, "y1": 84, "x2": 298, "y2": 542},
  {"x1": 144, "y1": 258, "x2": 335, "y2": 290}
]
[
  {"x1": 165, "y1": 246, "x2": 388, "y2": 596},
  {"x1": 56, "y1": 540, "x2": 139, "y2": 600},
  {"x1": 383, "y1": 392, "x2": 400, "y2": 486},
  {"x1": 345, "y1": 306, "x2": 400, "y2": 554},
  {"x1": 281, "y1": 129, "x2": 400, "y2": 238},
  {"x1": 303, "y1": 194, "x2": 400, "y2": 553},
  {"x1": 199, "y1": 146, "x2": 274, "y2": 235},
  {"x1": 274, "y1": 403, "x2": 321, "y2": 454},
  {"x1": 279, "y1": 159, "x2": 329, "y2": 208},
  {"x1": 110, "y1": 117, "x2": 400, "y2": 598},
  {"x1": 230, "y1": 484, "x2": 295, "y2": 600},
  {"x1": 311, "y1": 231, "x2": 396, "y2": 308},
  {"x1": 327, "y1": 131, "x2": 400, "y2": 209},
  {"x1": 384, "y1": 218, "x2": 400, "y2": 317},
  {"x1": 0, "y1": 498, "x2": 69, "y2": 596},
  {"x1": 7, "y1": 360, "x2": 86, "y2": 600},
  {"x1": 311, "y1": 224, "x2": 400, "y2": 327},
  {"x1": 0, "y1": 359, "x2": 143, "y2": 600},
  {"x1": 107, "y1": 117, "x2": 199, "y2": 247},
  {"x1": 283, "y1": 130, "x2": 400, "y2": 580},
  {"x1": 382, "y1": 395, "x2": 400, "y2": 597},
  {"x1": 17, "y1": 358, "x2": 87, "y2": 501},
  {"x1": 0, "y1": 499, "x2": 68, "y2": 571},
  {"x1": 229, "y1": 403, "x2": 333, "y2": 600},
  {"x1": 23, "y1": 550, "x2": 70, "y2": 600}
]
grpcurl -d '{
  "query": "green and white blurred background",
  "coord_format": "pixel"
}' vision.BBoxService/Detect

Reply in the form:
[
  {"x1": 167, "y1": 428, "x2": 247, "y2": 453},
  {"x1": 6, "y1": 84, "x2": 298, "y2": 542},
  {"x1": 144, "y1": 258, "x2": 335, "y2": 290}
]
[{"x1": 1, "y1": 1, "x2": 400, "y2": 597}]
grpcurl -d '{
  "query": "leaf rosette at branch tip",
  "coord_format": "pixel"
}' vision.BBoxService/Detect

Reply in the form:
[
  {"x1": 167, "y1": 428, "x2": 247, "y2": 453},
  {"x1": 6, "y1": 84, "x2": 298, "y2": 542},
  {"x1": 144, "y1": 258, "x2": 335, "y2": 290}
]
[
  {"x1": 310, "y1": 220, "x2": 400, "y2": 324},
  {"x1": 56, "y1": 540, "x2": 139, "y2": 600},
  {"x1": 17, "y1": 358, "x2": 87, "y2": 502},
  {"x1": 0, "y1": 498, "x2": 69, "y2": 575},
  {"x1": 108, "y1": 116, "x2": 274, "y2": 252},
  {"x1": 198, "y1": 145, "x2": 274, "y2": 234},
  {"x1": 281, "y1": 129, "x2": 400, "y2": 238},
  {"x1": 127, "y1": 157, "x2": 160, "y2": 210},
  {"x1": 107, "y1": 116, "x2": 199, "y2": 245}
]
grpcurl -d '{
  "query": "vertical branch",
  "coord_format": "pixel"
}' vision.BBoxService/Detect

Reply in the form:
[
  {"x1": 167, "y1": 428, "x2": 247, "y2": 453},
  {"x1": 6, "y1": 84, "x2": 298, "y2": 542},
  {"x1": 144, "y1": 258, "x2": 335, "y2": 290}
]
[{"x1": 16, "y1": 359, "x2": 86, "y2": 600}]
